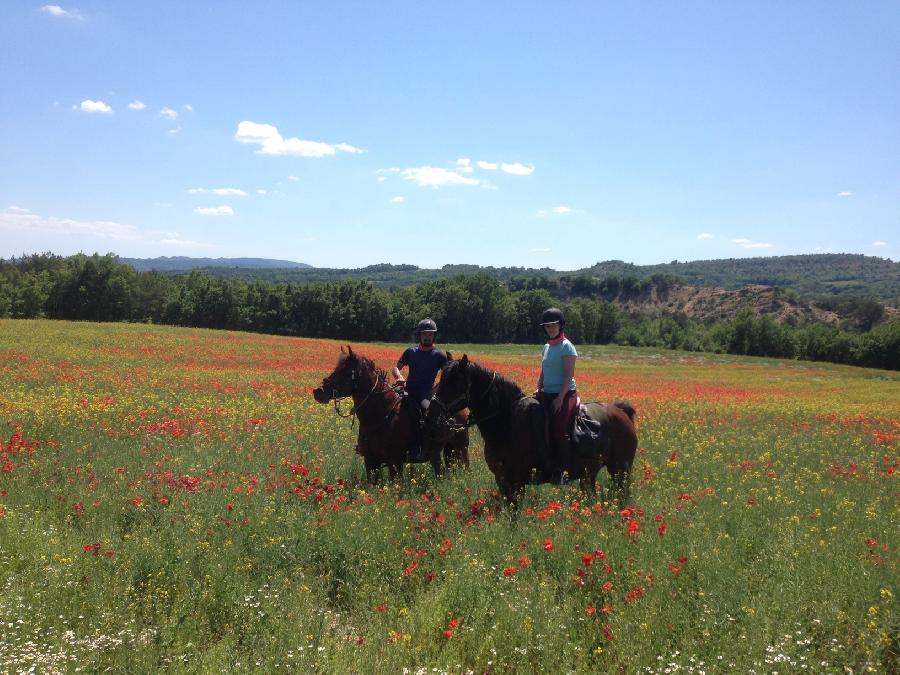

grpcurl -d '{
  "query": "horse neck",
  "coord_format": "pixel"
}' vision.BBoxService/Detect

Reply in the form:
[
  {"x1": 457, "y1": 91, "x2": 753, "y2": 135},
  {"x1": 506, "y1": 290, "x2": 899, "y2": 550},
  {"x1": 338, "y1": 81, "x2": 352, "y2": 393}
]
[
  {"x1": 351, "y1": 366, "x2": 394, "y2": 422},
  {"x1": 468, "y1": 366, "x2": 520, "y2": 441}
]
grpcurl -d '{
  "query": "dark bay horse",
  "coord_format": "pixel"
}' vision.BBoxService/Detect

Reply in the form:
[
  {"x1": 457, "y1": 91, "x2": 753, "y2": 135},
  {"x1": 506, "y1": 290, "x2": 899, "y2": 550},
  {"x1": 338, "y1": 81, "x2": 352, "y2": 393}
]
[
  {"x1": 424, "y1": 354, "x2": 637, "y2": 504},
  {"x1": 313, "y1": 346, "x2": 469, "y2": 482}
]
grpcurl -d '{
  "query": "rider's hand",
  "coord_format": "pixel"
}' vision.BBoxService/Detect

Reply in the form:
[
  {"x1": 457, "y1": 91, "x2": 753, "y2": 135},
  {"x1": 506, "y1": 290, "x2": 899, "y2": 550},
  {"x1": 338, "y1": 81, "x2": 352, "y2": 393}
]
[
  {"x1": 396, "y1": 377, "x2": 406, "y2": 385},
  {"x1": 552, "y1": 396, "x2": 564, "y2": 413}
]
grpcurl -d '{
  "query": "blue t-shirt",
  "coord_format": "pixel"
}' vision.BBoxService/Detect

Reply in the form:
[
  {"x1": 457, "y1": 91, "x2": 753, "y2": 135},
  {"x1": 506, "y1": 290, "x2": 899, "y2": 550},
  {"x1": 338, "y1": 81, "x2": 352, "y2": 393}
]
[
  {"x1": 541, "y1": 339, "x2": 577, "y2": 394},
  {"x1": 398, "y1": 347, "x2": 448, "y2": 402}
]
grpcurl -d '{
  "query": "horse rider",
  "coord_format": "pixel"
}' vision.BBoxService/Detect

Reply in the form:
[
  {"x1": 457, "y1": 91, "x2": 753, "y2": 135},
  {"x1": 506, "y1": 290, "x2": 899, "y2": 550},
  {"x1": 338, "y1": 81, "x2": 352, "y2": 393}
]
[
  {"x1": 535, "y1": 307, "x2": 579, "y2": 483},
  {"x1": 392, "y1": 318, "x2": 449, "y2": 461}
]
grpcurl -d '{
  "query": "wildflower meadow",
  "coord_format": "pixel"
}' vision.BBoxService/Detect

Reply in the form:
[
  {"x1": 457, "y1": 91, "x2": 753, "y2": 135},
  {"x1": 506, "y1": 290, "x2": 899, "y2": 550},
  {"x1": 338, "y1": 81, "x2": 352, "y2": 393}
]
[{"x1": 0, "y1": 319, "x2": 896, "y2": 673}]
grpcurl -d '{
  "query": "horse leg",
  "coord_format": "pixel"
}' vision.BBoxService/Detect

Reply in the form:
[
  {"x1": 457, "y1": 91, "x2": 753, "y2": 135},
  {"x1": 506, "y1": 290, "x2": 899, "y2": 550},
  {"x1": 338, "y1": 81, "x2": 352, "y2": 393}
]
[
  {"x1": 388, "y1": 463, "x2": 403, "y2": 481},
  {"x1": 431, "y1": 448, "x2": 444, "y2": 477},
  {"x1": 579, "y1": 472, "x2": 597, "y2": 501},
  {"x1": 363, "y1": 454, "x2": 381, "y2": 485},
  {"x1": 606, "y1": 460, "x2": 633, "y2": 503}
]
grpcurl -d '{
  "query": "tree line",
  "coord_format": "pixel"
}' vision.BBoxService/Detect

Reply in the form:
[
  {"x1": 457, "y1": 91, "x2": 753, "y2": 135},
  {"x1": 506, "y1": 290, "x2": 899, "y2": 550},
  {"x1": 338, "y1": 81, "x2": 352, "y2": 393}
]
[
  {"x1": 1, "y1": 253, "x2": 897, "y2": 370},
  {"x1": 139, "y1": 253, "x2": 900, "y2": 304}
]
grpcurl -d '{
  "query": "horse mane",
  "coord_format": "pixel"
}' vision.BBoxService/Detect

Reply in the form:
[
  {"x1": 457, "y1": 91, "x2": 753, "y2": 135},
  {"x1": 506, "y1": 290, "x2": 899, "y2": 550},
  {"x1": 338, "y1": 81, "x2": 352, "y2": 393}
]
[
  {"x1": 340, "y1": 351, "x2": 388, "y2": 387},
  {"x1": 464, "y1": 360, "x2": 526, "y2": 443}
]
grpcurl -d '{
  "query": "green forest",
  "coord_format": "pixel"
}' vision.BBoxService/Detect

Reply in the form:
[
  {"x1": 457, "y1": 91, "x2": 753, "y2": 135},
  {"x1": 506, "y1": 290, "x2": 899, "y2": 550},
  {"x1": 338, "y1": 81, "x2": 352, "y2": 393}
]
[
  {"x1": 1, "y1": 253, "x2": 897, "y2": 370},
  {"x1": 125, "y1": 253, "x2": 900, "y2": 304}
]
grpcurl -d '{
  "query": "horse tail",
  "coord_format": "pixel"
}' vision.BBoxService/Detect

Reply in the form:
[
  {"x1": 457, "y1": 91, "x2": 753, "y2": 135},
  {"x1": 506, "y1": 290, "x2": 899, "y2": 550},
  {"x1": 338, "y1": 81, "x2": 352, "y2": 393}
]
[{"x1": 613, "y1": 400, "x2": 635, "y2": 422}]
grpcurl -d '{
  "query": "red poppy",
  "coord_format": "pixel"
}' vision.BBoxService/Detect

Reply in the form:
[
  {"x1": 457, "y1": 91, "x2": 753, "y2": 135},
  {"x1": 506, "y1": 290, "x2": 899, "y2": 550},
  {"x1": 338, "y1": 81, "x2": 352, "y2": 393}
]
[
  {"x1": 543, "y1": 539, "x2": 554, "y2": 551},
  {"x1": 503, "y1": 565, "x2": 517, "y2": 577}
]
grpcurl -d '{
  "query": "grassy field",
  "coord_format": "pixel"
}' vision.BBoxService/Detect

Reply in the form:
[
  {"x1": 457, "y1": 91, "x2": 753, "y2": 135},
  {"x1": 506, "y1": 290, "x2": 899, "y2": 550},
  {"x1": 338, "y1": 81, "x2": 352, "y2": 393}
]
[{"x1": 0, "y1": 319, "x2": 896, "y2": 673}]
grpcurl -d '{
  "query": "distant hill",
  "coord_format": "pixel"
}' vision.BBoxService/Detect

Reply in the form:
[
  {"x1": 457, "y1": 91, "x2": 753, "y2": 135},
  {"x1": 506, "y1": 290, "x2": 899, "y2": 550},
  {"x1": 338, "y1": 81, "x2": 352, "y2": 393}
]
[
  {"x1": 180, "y1": 254, "x2": 898, "y2": 304},
  {"x1": 581, "y1": 254, "x2": 900, "y2": 300},
  {"x1": 121, "y1": 256, "x2": 312, "y2": 272}
]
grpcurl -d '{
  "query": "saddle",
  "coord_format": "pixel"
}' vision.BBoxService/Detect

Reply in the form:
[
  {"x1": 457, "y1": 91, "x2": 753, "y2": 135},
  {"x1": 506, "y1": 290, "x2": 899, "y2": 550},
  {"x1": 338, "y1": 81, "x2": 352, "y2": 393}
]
[{"x1": 570, "y1": 403, "x2": 611, "y2": 457}]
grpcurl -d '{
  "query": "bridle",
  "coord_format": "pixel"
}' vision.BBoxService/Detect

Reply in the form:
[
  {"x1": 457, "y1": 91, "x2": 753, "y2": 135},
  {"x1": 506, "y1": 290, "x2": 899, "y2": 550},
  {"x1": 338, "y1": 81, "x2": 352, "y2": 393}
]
[
  {"x1": 322, "y1": 365, "x2": 404, "y2": 427},
  {"x1": 429, "y1": 367, "x2": 498, "y2": 429}
]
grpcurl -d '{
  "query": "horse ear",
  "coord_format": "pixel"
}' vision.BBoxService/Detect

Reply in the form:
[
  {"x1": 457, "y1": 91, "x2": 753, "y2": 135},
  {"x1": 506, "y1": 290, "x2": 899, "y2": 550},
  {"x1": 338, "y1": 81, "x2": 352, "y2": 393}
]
[
  {"x1": 446, "y1": 351, "x2": 453, "y2": 361},
  {"x1": 347, "y1": 345, "x2": 354, "y2": 356},
  {"x1": 340, "y1": 345, "x2": 346, "y2": 354},
  {"x1": 460, "y1": 354, "x2": 468, "y2": 365}
]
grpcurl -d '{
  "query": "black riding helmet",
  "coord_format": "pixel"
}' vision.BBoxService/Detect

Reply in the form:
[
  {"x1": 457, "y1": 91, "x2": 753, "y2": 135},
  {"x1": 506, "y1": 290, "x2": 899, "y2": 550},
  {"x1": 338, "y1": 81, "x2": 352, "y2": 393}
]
[
  {"x1": 414, "y1": 318, "x2": 438, "y2": 337},
  {"x1": 540, "y1": 307, "x2": 565, "y2": 327}
]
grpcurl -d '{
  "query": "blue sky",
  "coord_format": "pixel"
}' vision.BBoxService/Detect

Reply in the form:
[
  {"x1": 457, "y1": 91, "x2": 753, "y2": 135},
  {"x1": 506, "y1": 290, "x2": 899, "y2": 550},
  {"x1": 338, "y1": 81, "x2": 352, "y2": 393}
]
[{"x1": 1, "y1": 1, "x2": 898, "y2": 269}]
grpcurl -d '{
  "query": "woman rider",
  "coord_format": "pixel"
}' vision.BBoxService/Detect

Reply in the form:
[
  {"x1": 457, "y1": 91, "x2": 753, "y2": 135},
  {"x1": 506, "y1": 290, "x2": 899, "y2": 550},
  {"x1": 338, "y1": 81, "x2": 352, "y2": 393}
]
[{"x1": 535, "y1": 307, "x2": 578, "y2": 483}]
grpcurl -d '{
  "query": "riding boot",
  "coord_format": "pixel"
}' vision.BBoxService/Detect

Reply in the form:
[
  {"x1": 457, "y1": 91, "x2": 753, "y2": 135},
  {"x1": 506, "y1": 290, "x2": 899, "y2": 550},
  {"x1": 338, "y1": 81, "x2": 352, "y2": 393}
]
[
  {"x1": 554, "y1": 436, "x2": 571, "y2": 485},
  {"x1": 407, "y1": 400, "x2": 426, "y2": 462}
]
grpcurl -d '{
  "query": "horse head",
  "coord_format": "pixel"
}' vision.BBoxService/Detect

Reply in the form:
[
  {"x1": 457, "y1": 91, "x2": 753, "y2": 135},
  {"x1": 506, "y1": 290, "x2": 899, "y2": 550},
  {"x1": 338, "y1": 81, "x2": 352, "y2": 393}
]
[
  {"x1": 312, "y1": 345, "x2": 365, "y2": 403},
  {"x1": 424, "y1": 353, "x2": 471, "y2": 429}
]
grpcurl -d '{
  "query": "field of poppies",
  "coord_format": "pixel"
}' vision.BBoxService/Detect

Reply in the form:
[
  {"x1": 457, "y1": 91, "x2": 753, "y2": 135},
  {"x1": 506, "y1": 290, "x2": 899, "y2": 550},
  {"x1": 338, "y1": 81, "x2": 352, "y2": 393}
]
[{"x1": 0, "y1": 319, "x2": 896, "y2": 673}]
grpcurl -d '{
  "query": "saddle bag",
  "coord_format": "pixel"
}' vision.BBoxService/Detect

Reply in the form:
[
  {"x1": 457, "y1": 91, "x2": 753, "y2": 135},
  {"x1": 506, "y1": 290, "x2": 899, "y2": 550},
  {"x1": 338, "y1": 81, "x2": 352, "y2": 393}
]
[{"x1": 571, "y1": 406, "x2": 608, "y2": 457}]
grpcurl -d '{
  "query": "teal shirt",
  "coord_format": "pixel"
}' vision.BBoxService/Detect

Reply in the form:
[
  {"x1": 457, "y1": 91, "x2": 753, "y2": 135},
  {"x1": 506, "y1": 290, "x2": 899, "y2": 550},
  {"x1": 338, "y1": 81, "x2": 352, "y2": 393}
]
[{"x1": 541, "y1": 339, "x2": 577, "y2": 393}]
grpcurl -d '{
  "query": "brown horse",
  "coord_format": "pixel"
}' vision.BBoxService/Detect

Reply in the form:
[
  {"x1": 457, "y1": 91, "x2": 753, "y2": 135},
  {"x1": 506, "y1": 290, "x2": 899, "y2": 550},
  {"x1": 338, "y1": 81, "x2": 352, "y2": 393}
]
[
  {"x1": 312, "y1": 346, "x2": 469, "y2": 482},
  {"x1": 424, "y1": 354, "x2": 637, "y2": 504}
]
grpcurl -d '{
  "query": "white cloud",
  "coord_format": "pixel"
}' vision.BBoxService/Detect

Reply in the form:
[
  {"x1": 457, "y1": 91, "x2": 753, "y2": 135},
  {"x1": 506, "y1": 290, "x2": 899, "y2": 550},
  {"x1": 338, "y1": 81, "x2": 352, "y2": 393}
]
[
  {"x1": 455, "y1": 158, "x2": 474, "y2": 173},
  {"x1": 390, "y1": 196, "x2": 405, "y2": 204},
  {"x1": 399, "y1": 166, "x2": 480, "y2": 188},
  {"x1": 837, "y1": 191, "x2": 853, "y2": 197},
  {"x1": 697, "y1": 233, "x2": 713, "y2": 240},
  {"x1": 193, "y1": 206, "x2": 234, "y2": 216},
  {"x1": 188, "y1": 188, "x2": 248, "y2": 196},
  {"x1": 235, "y1": 121, "x2": 363, "y2": 157},
  {"x1": 537, "y1": 206, "x2": 581, "y2": 217},
  {"x1": 287, "y1": 176, "x2": 300, "y2": 182},
  {"x1": 160, "y1": 107, "x2": 179, "y2": 120},
  {"x1": 184, "y1": 104, "x2": 194, "y2": 112},
  {"x1": 75, "y1": 99, "x2": 112, "y2": 114},
  {"x1": 501, "y1": 162, "x2": 535, "y2": 176},
  {"x1": 476, "y1": 160, "x2": 498, "y2": 171},
  {"x1": 41, "y1": 5, "x2": 82, "y2": 19},
  {"x1": 256, "y1": 189, "x2": 268, "y2": 195},
  {"x1": 128, "y1": 100, "x2": 146, "y2": 110},
  {"x1": 731, "y1": 238, "x2": 772, "y2": 249},
  {"x1": 167, "y1": 127, "x2": 182, "y2": 135},
  {"x1": 0, "y1": 206, "x2": 139, "y2": 240},
  {"x1": 872, "y1": 241, "x2": 887, "y2": 247},
  {"x1": 376, "y1": 176, "x2": 387, "y2": 183},
  {"x1": 335, "y1": 142, "x2": 365, "y2": 154},
  {"x1": 160, "y1": 237, "x2": 215, "y2": 248}
]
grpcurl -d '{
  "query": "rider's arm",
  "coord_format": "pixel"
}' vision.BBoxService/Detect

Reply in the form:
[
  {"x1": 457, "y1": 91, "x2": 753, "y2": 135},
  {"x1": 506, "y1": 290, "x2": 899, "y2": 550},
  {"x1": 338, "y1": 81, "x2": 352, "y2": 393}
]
[{"x1": 393, "y1": 351, "x2": 408, "y2": 382}]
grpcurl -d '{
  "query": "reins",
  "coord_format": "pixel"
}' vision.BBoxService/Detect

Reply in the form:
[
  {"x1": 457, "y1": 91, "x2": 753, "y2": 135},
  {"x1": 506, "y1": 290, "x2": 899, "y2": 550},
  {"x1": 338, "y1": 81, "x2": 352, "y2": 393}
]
[
  {"x1": 330, "y1": 370, "x2": 404, "y2": 430},
  {"x1": 432, "y1": 369, "x2": 502, "y2": 429}
]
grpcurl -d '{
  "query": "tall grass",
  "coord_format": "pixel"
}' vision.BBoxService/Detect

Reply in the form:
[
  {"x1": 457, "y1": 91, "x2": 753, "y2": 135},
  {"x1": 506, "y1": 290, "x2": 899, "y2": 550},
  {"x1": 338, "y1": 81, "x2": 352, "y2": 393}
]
[{"x1": 0, "y1": 320, "x2": 896, "y2": 672}]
